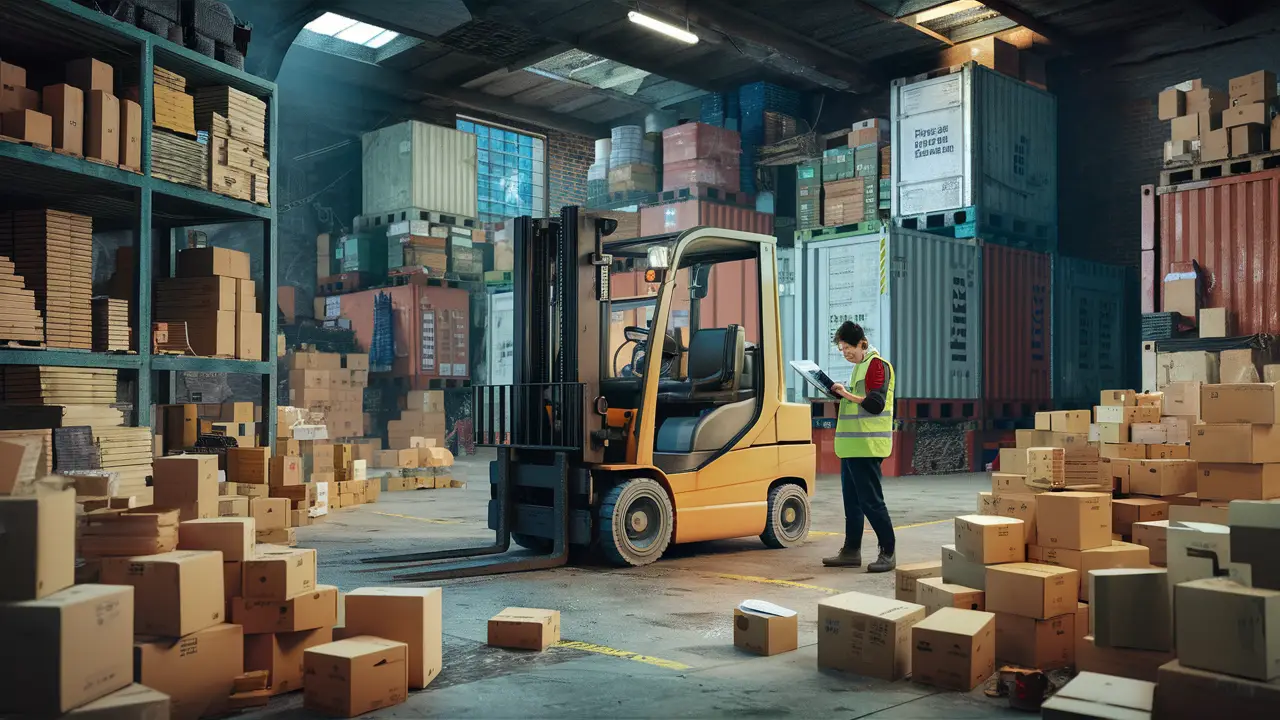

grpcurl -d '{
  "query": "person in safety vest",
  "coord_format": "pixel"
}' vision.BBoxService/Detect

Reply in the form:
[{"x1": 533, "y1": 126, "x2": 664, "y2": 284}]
[{"x1": 822, "y1": 321, "x2": 896, "y2": 572}]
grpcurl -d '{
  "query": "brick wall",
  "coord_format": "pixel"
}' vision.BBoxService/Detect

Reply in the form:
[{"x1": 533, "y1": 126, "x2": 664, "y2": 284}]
[
  {"x1": 1054, "y1": 14, "x2": 1280, "y2": 266},
  {"x1": 548, "y1": 129, "x2": 594, "y2": 212}
]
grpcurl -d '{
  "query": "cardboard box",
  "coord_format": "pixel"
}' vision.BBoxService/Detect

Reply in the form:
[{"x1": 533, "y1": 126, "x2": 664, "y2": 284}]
[
  {"x1": 0, "y1": 59, "x2": 27, "y2": 89},
  {"x1": 1095, "y1": 422, "x2": 1128, "y2": 444},
  {"x1": 816, "y1": 592, "x2": 925, "y2": 680},
  {"x1": 41, "y1": 83, "x2": 83, "y2": 155},
  {"x1": 1176, "y1": 577, "x2": 1280, "y2": 680},
  {"x1": 1221, "y1": 348, "x2": 1263, "y2": 383},
  {"x1": 1130, "y1": 423, "x2": 1168, "y2": 444},
  {"x1": 1191, "y1": 423, "x2": 1280, "y2": 463},
  {"x1": 487, "y1": 607, "x2": 561, "y2": 651},
  {"x1": 270, "y1": 456, "x2": 302, "y2": 487},
  {"x1": 1040, "y1": 671, "x2": 1155, "y2": 720},
  {"x1": 1101, "y1": 442, "x2": 1146, "y2": 459},
  {"x1": 1224, "y1": 101, "x2": 1269, "y2": 128},
  {"x1": 1027, "y1": 447, "x2": 1065, "y2": 488},
  {"x1": 733, "y1": 603, "x2": 799, "y2": 656},
  {"x1": 256, "y1": 526, "x2": 297, "y2": 545},
  {"x1": 1095, "y1": 404, "x2": 1160, "y2": 424},
  {"x1": 227, "y1": 447, "x2": 269, "y2": 484},
  {"x1": 1148, "y1": 444, "x2": 1190, "y2": 460},
  {"x1": 993, "y1": 611, "x2": 1074, "y2": 670},
  {"x1": 0, "y1": 584, "x2": 134, "y2": 714},
  {"x1": 1197, "y1": 307, "x2": 1228, "y2": 337},
  {"x1": 915, "y1": 577, "x2": 984, "y2": 615},
  {"x1": 1133, "y1": 520, "x2": 1170, "y2": 566},
  {"x1": 1030, "y1": 541, "x2": 1152, "y2": 601},
  {"x1": 1202, "y1": 382, "x2": 1280, "y2": 423},
  {"x1": 237, "y1": 279, "x2": 257, "y2": 312},
  {"x1": 0, "y1": 84, "x2": 38, "y2": 115},
  {"x1": 63, "y1": 684, "x2": 171, "y2": 719},
  {"x1": 119, "y1": 97, "x2": 141, "y2": 168},
  {"x1": 1157, "y1": 351, "x2": 1219, "y2": 386},
  {"x1": 223, "y1": 560, "x2": 242, "y2": 601},
  {"x1": 153, "y1": 455, "x2": 219, "y2": 520},
  {"x1": 1157, "y1": 88, "x2": 1185, "y2": 120},
  {"x1": 1034, "y1": 412, "x2": 1052, "y2": 431},
  {"x1": 1091, "y1": 568, "x2": 1171, "y2": 653},
  {"x1": 243, "y1": 547, "x2": 317, "y2": 600},
  {"x1": 1051, "y1": 410, "x2": 1091, "y2": 434},
  {"x1": 909, "y1": 608, "x2": 995, "y2": 692},
  {"x1": 941, "y1": 544, "x2": 988, "y2": 590},
  {"x1": 1075, "y1": 634, "x2": 1174, "y2": 682},
  {"x1": 1034, "y1": 492, "x2": 1112, "y2": 550},
  {"x1": 245, "y1": 626, "x2": 333, "y2": 695},
  {"x1": 303, "y1": 637, "x2": 408, "y2": 718},
  {"x1": 1113, "y1": 497, "x2": 1169, "y2": 535},
  {"x1": 1198, "y1": 463, "x2": 1280, "y2": 501},
  {"x1": 1130, "y1": 459, "x2": 1197, "y2": 497},
  {"x1": 67, "y1": 58, "x2": 113, "y2": 93},
  {"x1": 1230, "y1": 69, "x2": 1276, "y2": 104},
  {"x1": 954, "y1": 514, "x2": 1025, "y2": 564},
  {"x1": 1162, "y1": 381, "x2": 1202, "y2": 418},
  {"x1": 895, "y1": 560, "x2": 943, "y2": 602},
  {"x1": 1162, "y1": 276, "x2": 1199, "y2": 319},
  {"x1": 1154, "y1": 659, "x2": 1280, "y2": 719},
  {"x1": 237, "y1": 311, "x2": 263, "y2": 361},
  {"x1": 1229, "y1": 499, "x2": 1280, "y2": 590},
  {"x1": 0, "y1": 487, "x2": 75, "y2": 601},
  {"x1": 1170, "y1": 113, "x2": 1201, "y2": 142},
  {"x1": 991, "y1": 472, "x2": 1032, "y2": 494},
  {"x1": 178, "y1": 517, "x2": 255, "y2": 562},
  {"x1": 344, "y1": 587, "x2": 443, "y2": 689},
  {"x1": 1099, "y1": 456, "x2": 1131, "y2": 494},
  {"x1": 86, "y1": 90, "x2": 119, "y2": 163},
  {"x1": 1100, "y1": 389, "x2": 1137, "y2": 407},
  {"x1": 232, "y1": 585, "x2": 339, "y2": 634},
  {"x1": 2, "y1": 108, "x2": 52, "y2": 146},
  {"x1": 250, "y1": 497, "x2": 290, "y2": 531},
  {"x1": 1187, "y1": 87, "x2": 1228, "y2": 114},
  {"x1": 979, "y1": 492, "x2": 1037, "y2": 543},
  {"x1": 135, "y1": 623, "x2": 243, "y2": 720},
  {"x1": 218, "y1": 495, "x2": 249, "y2": 518},
  {"x1": 1166, "y1": 522, "x2": 1232, "y2": 588},
  {"x1": 100, "y1": 550, "x2": 224, "y2": 637},
  {"x1": 177, "y1": 247, "x2": 252, "y2": 280},
  {"x1": 985, "y1": 563, "x2": 1077, "y2": 619}
]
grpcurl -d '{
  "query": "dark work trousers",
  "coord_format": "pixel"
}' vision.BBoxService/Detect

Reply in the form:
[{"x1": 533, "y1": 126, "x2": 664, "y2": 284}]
[{"x1": 840, "y1": 456, "x2": 896, "y2": 553}]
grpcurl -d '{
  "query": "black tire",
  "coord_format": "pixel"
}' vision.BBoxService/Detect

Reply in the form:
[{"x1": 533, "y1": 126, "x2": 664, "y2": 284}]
[
  {"x1": 598, "y1": 478, "x2": 674, "y2": 567},
  {"x1": 511, "y1": 533, "x2": 553, "y2": 553},
  {"x1": 760, "y1": 483, "x2": 811, "y2": 548}
]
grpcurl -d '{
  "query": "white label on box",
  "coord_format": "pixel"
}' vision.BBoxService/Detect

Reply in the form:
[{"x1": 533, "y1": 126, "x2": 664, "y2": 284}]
[{"x1": 293, "y1": 424, "x2": 329, "y2": 441}]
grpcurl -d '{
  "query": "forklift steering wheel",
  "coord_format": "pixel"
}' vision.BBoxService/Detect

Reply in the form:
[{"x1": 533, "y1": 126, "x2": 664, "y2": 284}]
[{"x1": 615, "y1": 326, "x2": 679, "y2": 377}]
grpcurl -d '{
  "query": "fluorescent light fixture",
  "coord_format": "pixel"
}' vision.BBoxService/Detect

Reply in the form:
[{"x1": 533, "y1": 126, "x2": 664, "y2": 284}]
[{"x1": 628, "y1": 10, "x2": 698, "y2": 44}]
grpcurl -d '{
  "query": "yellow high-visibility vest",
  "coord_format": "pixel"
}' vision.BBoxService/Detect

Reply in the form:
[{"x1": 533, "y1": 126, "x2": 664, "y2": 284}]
[{"x1": 833, "y1": 352, "x2": 895, "y2": 459}]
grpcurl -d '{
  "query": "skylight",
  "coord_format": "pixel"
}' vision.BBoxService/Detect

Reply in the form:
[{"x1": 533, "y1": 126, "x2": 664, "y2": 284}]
[{"x1": 304, "y1": 12, "x2": 399, "y2": 49}]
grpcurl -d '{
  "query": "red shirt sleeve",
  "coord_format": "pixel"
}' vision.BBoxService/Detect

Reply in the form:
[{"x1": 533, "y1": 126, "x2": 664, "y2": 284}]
[{"x1": 864, "y1": 358, "x2": 887, "y2": 392}]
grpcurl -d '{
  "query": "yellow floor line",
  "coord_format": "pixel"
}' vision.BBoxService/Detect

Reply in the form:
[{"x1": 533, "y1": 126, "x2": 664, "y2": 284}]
[
  {"x1": 370, "y1": 511, "x2": 465, "y2": 525},
  {"x1": 715, "y1": 573, "x2": 841, "y2": 594},
  {"x1": 555, "y1": 640, "x2": 691, "y2": 671},
  {"x1": 808, "y1": 530, "x2": 842, "y2": 537},
  {"x1": 811, "y1": 517, "x2": 951, "y2": 538}
]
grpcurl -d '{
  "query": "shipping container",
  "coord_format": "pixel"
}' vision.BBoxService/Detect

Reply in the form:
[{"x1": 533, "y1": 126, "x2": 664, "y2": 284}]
[
  {"x1": 485, "y1": 291, "x2": 514, "y2": 385},
  {"x1": 890, "y1": 63, "x2": 1057, "y2": 251},
  {"x1": 361, "y1": 121, "x2": 478, "y2": 219},
  {"x1": 337, "y1": 283, "x2": 471, "y2": 384},
  {"x1": 1052, "y1": 255, "x2": 1132, "y2": 408},
  {"x1": 609, "y1": 259, "x2": 762, "y2": 344},
  {"x1": 778, "y1": 246, "x2": 799, "y2": 401},
  {"x1": 793, "y1": 227, "x2": 982, "y2": 399},
  {"x1": 1157, "y1": 168, "x2": 1280, "y2": 336},
  {"x1": 982, "y1": 244, "x2": 1050, "y2": 402},
  {"x1": 638, "y1": 199, "x2": 774, "y2": 236}
]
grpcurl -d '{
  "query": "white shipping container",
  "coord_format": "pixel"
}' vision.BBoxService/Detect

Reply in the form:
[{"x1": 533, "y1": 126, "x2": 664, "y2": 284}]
[
  {"x1": 486, "y1": 291, "x2": 514, "y2": 386},
  {"x1": 792, "y1": 227, "x2": 981, "y2": 400},
  {"x1": 890, "y1": 63, "x2": 1057, "y2": 247},
  {"x1": 362, "y1": 121, "x2": 478, "y2": 219}
]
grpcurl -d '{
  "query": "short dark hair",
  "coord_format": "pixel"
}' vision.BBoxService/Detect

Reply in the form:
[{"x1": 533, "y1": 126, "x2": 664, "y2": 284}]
[{"x1": 834, "y1": 321, "x2": 866, "y2": 347}]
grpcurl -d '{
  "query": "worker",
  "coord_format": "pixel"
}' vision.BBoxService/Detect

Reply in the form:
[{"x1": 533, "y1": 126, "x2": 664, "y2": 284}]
[{"x1": 822, "y1": 321, "x2": 896, "y2": 572}]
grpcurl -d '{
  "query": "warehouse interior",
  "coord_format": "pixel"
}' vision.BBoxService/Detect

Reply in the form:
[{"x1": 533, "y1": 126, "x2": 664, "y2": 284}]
[{"x1": 2, "y1": 0, "x2": 1280, "y2": 718}]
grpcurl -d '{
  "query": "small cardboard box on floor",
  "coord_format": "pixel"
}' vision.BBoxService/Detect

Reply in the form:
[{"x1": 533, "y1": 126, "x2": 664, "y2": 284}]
[
  {"x1": 733, "y1": 600, "x2": 799, "y2": 656},
  {"x1": 817, "y1": 592, "x2": 925, "y2": 680},
  {"x1": 910, "y1": 608, "x2": 995, "y2": 692},
  {"x1": 895, "y1": 561, "x2": 942, "y2": 602},
  {"x1": 1041, "y1": 672, "x2": 1155, "y2": 720},
  {"x1": 303, "y1": 637, "x2": 409, "y2": 718},
  {"x1": 994, "y1": 611, "x2": 1075, "y2": 670},
  {"x1": 343, "y1": 587, "x2": 443, "y2": 689},
  {"x1": 488, "y1": 607, "x2": 561, "y2": 651},
  {"x1": 136, "y1": 623, "x2": 244, "y2": 720},
  {"x1": 245, "y1": 626, "x2": 334, "y2": 696}
]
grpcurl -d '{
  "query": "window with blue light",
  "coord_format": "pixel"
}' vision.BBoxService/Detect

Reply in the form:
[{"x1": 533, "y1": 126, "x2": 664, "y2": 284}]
[{"x1": 456, "y1": 118, "x2": 546, "y2": 222}]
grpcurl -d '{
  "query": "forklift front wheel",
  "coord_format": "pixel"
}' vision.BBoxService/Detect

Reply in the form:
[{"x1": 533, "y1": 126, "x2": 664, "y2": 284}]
[
  {"x1": 760, "y1": 484, "x2": 811, "y2": 548},
  {"x1": 599, "y1": 478, "x2": 674, "y2": 567}
]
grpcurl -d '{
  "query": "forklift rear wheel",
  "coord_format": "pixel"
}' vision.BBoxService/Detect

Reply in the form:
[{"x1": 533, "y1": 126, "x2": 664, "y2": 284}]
[
  {"x1": 760, "y1": 483, "x2": 811, "y2": 548},
  {"x1": 599, "y1": 478, "x2": 673, "y2": 567},
  {"x1": 511, "y1": 534, "x2": 553, "y2": 553}
]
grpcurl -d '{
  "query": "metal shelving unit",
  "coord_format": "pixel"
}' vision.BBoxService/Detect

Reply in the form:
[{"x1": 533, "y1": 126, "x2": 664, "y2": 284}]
[{"x1": 0, "y1": 0, "x2": 279, "y2": 444}]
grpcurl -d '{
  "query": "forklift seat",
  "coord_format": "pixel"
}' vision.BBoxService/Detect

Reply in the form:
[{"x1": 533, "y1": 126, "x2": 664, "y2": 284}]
[{"x1": 656, "y1": 326, "x2": 745, "y2": 403}]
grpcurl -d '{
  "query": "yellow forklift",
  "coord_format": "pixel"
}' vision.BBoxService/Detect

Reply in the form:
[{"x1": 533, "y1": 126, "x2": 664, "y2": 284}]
[{"x1": 364, "y1": 206, "x2": 815, "y2": 580}]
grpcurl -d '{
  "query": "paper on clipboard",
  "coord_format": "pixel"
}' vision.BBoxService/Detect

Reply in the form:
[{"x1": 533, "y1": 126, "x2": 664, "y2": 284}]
[{"x1": 789, "y1": 360, "x2": 838, "y2": 399}]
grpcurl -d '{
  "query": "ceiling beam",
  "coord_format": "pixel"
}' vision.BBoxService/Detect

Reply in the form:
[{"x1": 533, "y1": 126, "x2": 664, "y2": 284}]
[
  {"x1": 624, "y1": 0, "x2": 879, "y2": 92},
  {"x1": 289, "y1": 45, "x2": 610, "y2": 137},
  {"x1": 849, "y1": 0, "x2": 954, "y2": 46},
  {"x1": 974, "y1": 0, "x2": 1074, "y2": 50}
]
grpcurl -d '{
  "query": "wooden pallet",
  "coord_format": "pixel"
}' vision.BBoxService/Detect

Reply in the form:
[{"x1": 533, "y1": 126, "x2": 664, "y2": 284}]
[{"x1": 1159, "y1": 148, "x2": 1280, "y2": 188}]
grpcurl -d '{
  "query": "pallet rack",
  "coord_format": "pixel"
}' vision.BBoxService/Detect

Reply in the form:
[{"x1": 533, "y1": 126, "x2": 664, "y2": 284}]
[{"x1": 0, "y1": 0, "x2": 279, "y2": 443}]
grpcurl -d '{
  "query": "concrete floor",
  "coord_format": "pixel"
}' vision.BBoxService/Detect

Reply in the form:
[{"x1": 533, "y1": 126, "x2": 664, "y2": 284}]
[{"x1": 251, "y1": 452, "x2": 1024, "y2": 719}]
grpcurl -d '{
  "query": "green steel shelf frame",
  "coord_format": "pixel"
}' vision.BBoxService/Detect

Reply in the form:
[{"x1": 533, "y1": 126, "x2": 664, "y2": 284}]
[{"x1": 0, "y1": 0, "x2": 280, "y2": 446}]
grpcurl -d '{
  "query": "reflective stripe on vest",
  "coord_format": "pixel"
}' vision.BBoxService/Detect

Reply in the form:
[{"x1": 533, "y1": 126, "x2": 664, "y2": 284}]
[{"x1": 833, "y1": 352, "x2": 895, "y2": 459}]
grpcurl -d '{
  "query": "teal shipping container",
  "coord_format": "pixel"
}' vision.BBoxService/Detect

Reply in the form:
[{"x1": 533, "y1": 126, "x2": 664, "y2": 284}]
[
  {"x1": 336, "y1": 230, "x2": 388, "y2": 280},
  {"x1": 1052, "y1": 255, "x2": 1136, "y2": 407}
]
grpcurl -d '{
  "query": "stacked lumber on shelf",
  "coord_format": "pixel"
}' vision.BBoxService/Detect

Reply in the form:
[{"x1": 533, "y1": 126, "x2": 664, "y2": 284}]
[
  {"x1": 153, "y1": 66, "x2": 186, "y2": 93},
  {"x1": 1, "y1": 367, "x2": 118, "y2": 405},
  {"x1": 0, "y1": 254, "x2": 45, "y2": 345},
  {"x1": 152, "y1": 66, "x2": 195, "y2": 137},
  {"x1": 151, "y1": 129, "x2": 208, "y2": 188},
  {"x1": 195, "y1": 86, "x2": 268, "y2": 205},
  {"x1": 92, "y1": 297, "x2": 130, "y2": 351},
  {"x1": 0, "y1": 209, "x2": 93, "y2": 349},
  {"x1": 92, "y1": 425, "x2": 154, "y2": 502}
]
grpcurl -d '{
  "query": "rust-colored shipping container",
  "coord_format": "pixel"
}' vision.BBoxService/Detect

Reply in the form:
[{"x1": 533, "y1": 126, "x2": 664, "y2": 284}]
[
  {"x1": 1158, "y1": 169, "x2": 1280, "y2": 336},
  {"x1": 638, "y1": 199, "x2": 774, "y2": 236},
  {"x1": 982, "y1": 244, "x2": 1051, "y2": 402},
  {"x1": 609, "y1": 259, "x2": 761, "y2": 343},
  {"x1": 338, "y1": 283, "x2": 471, "y2": 385}
]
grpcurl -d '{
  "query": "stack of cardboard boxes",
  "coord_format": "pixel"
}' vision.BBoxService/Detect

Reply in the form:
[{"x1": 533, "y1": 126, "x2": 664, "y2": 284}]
[
  {"x1": 660, "y1": 123, "x2": 741, "y2": 193},
  {"x1": 155, "y1": 247, "x2": 261, "y2": 360},
  {"x1": 1158, "y1": 70, "x2": 1278, "y2": 165},
  {"x1": 814, "y1": 118, "x2": 888, "y2": 228},
  {"x1": 388, "y1": 390, "x2": 448, "y2": 449},
  {"x1": 196, "y1": 86, "x2": 270, "y2": 205},
  {"x1": 287, "y1": 350, "x2": 370, "y2": 442}
]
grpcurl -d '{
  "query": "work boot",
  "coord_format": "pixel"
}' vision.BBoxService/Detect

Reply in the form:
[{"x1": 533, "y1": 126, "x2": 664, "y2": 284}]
[
  {"x1": 867, "y1": 549, "x2": 896, "y2": 573},
  {"x1": 822, "y1": 547, "x2": 861, "y2": 568}
]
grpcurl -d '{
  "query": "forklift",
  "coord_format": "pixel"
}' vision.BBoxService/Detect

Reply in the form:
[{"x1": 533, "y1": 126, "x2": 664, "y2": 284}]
[{"x1": 364, "y1": 206, "x2": 815, "y2": 581}]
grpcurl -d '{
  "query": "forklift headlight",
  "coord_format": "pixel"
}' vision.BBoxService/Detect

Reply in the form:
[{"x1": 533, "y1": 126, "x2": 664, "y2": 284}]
[{"x1": 647, "y1": 246, "x2": 671, "y2": 270}]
